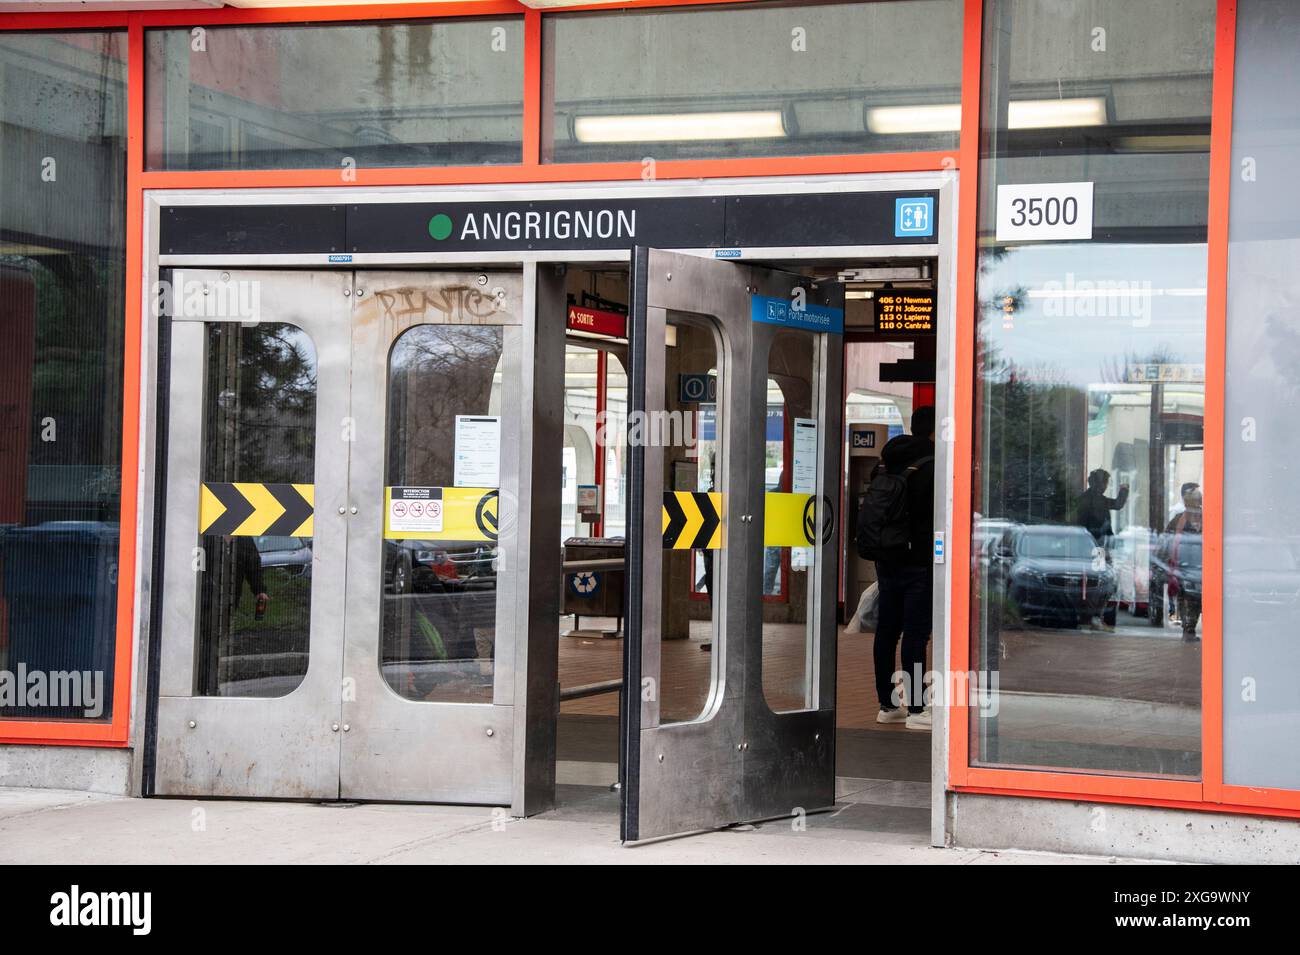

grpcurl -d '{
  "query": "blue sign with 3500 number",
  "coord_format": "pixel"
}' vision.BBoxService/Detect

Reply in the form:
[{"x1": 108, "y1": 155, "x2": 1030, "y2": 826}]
[{"x1": 750, "y1": 294, "x2": 844, "y2": 334}]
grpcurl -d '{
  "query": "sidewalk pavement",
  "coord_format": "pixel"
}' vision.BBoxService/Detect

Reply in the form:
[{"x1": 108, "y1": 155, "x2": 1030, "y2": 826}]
[{"x1": 0, "y1": 786, "x2": 1154, "y2": 865}]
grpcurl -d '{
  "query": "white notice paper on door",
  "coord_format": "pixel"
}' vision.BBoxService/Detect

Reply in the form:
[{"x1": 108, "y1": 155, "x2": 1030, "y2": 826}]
[
  {"x1": 792, "y1": 418, "x2": 819, "y2": 494},
  {"x1": 454, "y1": 415, "x2": 501, "y2": 488}
]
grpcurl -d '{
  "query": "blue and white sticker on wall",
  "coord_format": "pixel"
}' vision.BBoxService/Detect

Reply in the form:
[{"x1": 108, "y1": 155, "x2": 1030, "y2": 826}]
[{"x1": 894, "y1": 197, "x2": 935, "y2": 238}]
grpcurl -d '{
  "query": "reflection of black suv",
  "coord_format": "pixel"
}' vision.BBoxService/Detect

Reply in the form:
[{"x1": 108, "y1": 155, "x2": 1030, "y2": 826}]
[{"x1": 991, "y1": 524, "x2": 1116, "y2": 626}]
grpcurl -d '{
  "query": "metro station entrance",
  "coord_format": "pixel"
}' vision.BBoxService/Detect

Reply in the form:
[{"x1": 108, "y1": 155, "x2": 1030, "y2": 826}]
[{"x1": 143, "y1": 178, "x2": 951, "y2": 840}]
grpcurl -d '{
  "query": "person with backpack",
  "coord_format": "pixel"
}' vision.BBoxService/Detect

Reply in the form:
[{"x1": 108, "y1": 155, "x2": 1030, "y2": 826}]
[{"x1": 856, "y1": 405, "x2": 936, "y2": 729}]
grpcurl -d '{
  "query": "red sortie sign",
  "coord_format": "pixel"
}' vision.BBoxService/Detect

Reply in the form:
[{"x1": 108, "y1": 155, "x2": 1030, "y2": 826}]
[{"x1": 567, "y1": 305, "x2": 627, "y2": 338}]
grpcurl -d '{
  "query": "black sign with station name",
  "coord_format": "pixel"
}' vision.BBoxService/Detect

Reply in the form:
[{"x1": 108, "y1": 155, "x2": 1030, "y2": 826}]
[{"x1": 159, "y1": 190, "x2": 940, "y2": 257}]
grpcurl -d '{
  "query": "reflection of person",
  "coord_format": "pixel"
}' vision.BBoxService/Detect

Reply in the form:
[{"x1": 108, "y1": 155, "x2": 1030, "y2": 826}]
[
  {"x1": 1078, "y1": 469, "x2": 1129, "y2": 545},
  {"x1": 234, "y1": 537, "x2": 270, "y2": 621},
  {"x1": 872, "y1": 406, "x2": 935, "y2": 730},
  {"x1": 1164, "y1": 488, "x2": 1202, "y2": 642},
  {"x1": 1167, "y1": 481, "x2": 1200, "y2": 524}
]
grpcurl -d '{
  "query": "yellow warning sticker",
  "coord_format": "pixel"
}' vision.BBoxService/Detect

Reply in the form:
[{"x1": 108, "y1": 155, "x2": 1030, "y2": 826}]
[
  {"x1": 763, "y1": 493, "x2": 832, "y2": 547},
  {"x1": 384, "y1": 486, "x2": 499, "y2": 542}
]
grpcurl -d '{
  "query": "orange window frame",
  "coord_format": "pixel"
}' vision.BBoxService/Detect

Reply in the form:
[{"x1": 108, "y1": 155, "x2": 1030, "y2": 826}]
[{"x1": 7, "y1": 0, "x2": 1295, "y2": 825}]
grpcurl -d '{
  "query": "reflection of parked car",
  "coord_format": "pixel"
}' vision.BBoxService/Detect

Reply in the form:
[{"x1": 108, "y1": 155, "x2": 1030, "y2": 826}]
[
  {"x1": 252, "y1": 535, "x2": 312, "y2": 577},
  {"x1": 384, "y1": 540, "x2": 496, "y2": 595},
  {"x1": 1151, "y1": 530, "x2": 1201, "y2": 626},
  {"x1": 1111, "y1": 526, "x2": 1154, "y2": 616},
  {"x1": 990, "y1": 524, "x2": 1116, "y2": 626}
]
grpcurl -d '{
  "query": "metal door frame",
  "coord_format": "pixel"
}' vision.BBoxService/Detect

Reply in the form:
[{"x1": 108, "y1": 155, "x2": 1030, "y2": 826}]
[{"x1": 133, "y1": 174, "x2": 957, "y2": 834}]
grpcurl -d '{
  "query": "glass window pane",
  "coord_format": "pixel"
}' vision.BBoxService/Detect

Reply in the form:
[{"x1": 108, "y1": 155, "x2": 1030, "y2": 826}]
[
  {"x1": 1222, "y1": 0, "x2": 1300, "y2": 790},
  {"x1": 761, "y1": 332, "x2": 822, "y2": 713},
  {"x1": 542, "y1": 0, "x2": 963, "y2": 164},
  {"x1": 382, "y1": 325, "x2": 504, "y2": 704},
  {"x1": 971, "y1": 0, "x2": 1214, "y2": 777},
  {"x1": 145, "y1": 18, "x2": 524, "y2": 170},
  {"x1": 0, "y1": 32, "x2": 126, "y2": 721},
  {"x1": 603, "y1": 354, "x2": 628, "y2": 539},
  {"x1": 195, "y1": 323, "x2": 316, "y2": 698},
  {"x1": 562, "y1": 344, "x2": 600, "y2": 541},
  {"x1": 661, "y1": 317, "x2": 722, "y2": 723}
]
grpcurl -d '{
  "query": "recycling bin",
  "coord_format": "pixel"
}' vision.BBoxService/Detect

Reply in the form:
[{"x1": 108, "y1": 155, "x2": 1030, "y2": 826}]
[
  {"x1": 562, "y1": 537, "x2": 625, "y2": 620},
  {"x1": 0, "y1": 521, "x2": 118, "y2": 719}
]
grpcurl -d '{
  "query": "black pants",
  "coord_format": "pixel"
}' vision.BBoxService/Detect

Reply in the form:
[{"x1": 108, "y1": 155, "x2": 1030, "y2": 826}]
[{"x1": 873, "y1": 563, "x2": 933, "y2": 712}]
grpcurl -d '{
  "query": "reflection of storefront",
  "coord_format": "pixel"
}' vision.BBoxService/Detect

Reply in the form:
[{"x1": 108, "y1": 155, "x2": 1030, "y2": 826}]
[{"x1": 2, "y1": 0, "x2": 1300, "y2": 863}]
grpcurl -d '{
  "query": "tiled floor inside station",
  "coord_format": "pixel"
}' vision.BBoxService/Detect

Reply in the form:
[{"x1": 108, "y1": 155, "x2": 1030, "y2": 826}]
[{"x1": 554, "y1": 609, "x2": 1202, "y2": 825}]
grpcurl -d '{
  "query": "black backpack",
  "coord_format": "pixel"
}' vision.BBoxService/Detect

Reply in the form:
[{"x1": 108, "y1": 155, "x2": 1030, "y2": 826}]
[{"x1": 855, "y1": 455, "x2": 933, "y2": 561}]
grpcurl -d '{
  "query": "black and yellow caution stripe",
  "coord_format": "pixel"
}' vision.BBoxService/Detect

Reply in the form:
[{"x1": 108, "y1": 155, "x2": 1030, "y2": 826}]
[
  {"x1": 199, "y1": 482, "x2": 314, "y2": 537},
  {"x1": 661, "y1": 491, "x2": 834, "y2": 549},
  {"x1": 662, "y1": 491, "x2": 723, "y2": 550}
]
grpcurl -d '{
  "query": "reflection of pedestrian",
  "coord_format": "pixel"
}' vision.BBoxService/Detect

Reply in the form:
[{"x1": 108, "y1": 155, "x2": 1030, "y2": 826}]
[
  {"x1": 1078, "y1": 469, "x2": 1129, "y2": 545},
  {"x1": 1164, "y1": 489, "x2": 1202, "y2": 642},
  {"x1": 1077, "y1": 470, "x2": 1127, "y2": 632},
  {"x1": 234, "y1": 537, "x2": 269, "y2": 620}
]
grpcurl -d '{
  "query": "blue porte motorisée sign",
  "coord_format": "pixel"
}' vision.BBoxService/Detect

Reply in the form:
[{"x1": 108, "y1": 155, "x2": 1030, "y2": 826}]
[{"x1": 750, "y1": 294, "x2": 844, "y2": 334}]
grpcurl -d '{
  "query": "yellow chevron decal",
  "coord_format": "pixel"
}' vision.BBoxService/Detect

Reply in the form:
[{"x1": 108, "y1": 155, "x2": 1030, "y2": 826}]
[{"x1": 199, "y1": 482, "x2": 314, "y2": 537}]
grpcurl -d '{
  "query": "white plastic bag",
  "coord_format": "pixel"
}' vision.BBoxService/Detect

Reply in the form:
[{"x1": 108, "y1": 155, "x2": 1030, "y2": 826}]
[{"x1": 844, "y1": 582, "x2": 880, "y2": 633}]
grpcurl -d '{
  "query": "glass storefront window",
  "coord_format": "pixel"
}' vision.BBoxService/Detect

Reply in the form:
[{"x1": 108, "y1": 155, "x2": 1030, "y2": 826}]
[
  {"x1": 145, "y1": 18, "x2": 524, "y2": 170},
  {"x1": 0, "y1": 32, "x2": 126, "y2": 721},
  {"x1": 543, "y1": 0, "x2": 963, "y2": 164},
  {"x1": 1222, "y1": 0, "x2": 1300, "y2": 792},
  {"x1": 972, "y1": 0, "x2": 1214, "y2": 777}
]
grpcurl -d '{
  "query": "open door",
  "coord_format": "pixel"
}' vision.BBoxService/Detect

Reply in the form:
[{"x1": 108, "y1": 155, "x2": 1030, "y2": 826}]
[{"x1": 621, "y1": 248, "x2": 844, "y2": 842}]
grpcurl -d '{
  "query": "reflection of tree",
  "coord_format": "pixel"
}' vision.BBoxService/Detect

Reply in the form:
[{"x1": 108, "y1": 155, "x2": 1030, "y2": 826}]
[
  {"x1": 388, "y1": 326, "x2": 503, "y2": 485},
  {"x1": 976, "y1": 286, "x2": 1076, "y2": 525},
  {"x1": 205, "y1": 323, "x2": 316, "y2": 484}
]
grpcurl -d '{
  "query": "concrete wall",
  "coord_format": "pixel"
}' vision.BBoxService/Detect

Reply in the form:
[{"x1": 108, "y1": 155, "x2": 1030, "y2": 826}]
[
  {"x1": 0, "y1": 744, "x2": 132, "y2": 796},
  {"x1": 948, "y1": 791, "x2": 1300, "y2": 865}
]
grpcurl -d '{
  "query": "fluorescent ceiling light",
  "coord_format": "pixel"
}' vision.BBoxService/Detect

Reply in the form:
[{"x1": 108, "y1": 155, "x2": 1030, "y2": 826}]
[
  {"x1": 867, "y1": 103, "x2": 962, "y2": 135},
  {"x1": 574, "y1": 111, "x2": 786, "y2": 144},
  {"x1": 867, "y1": 97, "x2": 1107, "y2": 135},
  {"x1": 1009, "y1": 96, "x2": 1107, "y2": 129}
]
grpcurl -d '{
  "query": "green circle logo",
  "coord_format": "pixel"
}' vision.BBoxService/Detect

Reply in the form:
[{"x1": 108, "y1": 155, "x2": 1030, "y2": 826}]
[{"x1": 428, "y1": 213, "x2": 453, "y2": 241}]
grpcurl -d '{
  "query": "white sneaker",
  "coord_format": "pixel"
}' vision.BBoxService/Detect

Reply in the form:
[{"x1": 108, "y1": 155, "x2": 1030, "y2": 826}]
[
  {"x1": 905, "y1": 709, "x2": 933, "y2": 730},
  {"x1": 876, "y1": 707, "x2": 909, "y2": 724}
]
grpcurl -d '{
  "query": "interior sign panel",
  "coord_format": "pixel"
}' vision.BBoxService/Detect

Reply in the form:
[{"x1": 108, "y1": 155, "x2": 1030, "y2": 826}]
[
  {"x1": 750, "y1": 293, "x2": 844, "y2": 333},
  {"x1": 995, "y1": 181, "x2": 1094, "y2": 242}
]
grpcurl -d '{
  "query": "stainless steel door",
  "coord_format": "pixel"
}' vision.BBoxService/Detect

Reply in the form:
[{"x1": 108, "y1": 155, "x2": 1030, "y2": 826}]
[
  {"x1": 620, "y1": 249, "x2": 844, "y2": 842},
  {"x1": 339, "y1": 271, "x2": 526, "y2": 803},
  {"x1": 154, "y1": 269, "x2": 351, "y2": 798}
]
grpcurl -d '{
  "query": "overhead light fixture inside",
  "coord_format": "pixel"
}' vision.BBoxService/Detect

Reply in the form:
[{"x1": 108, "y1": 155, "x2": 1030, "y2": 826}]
[
  {"x1": 574, "y1": 110, "x2": 786, "y2": 144},
  {"x1": 867, "y1": 96, "x2": 1108, "y2": 135}
]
